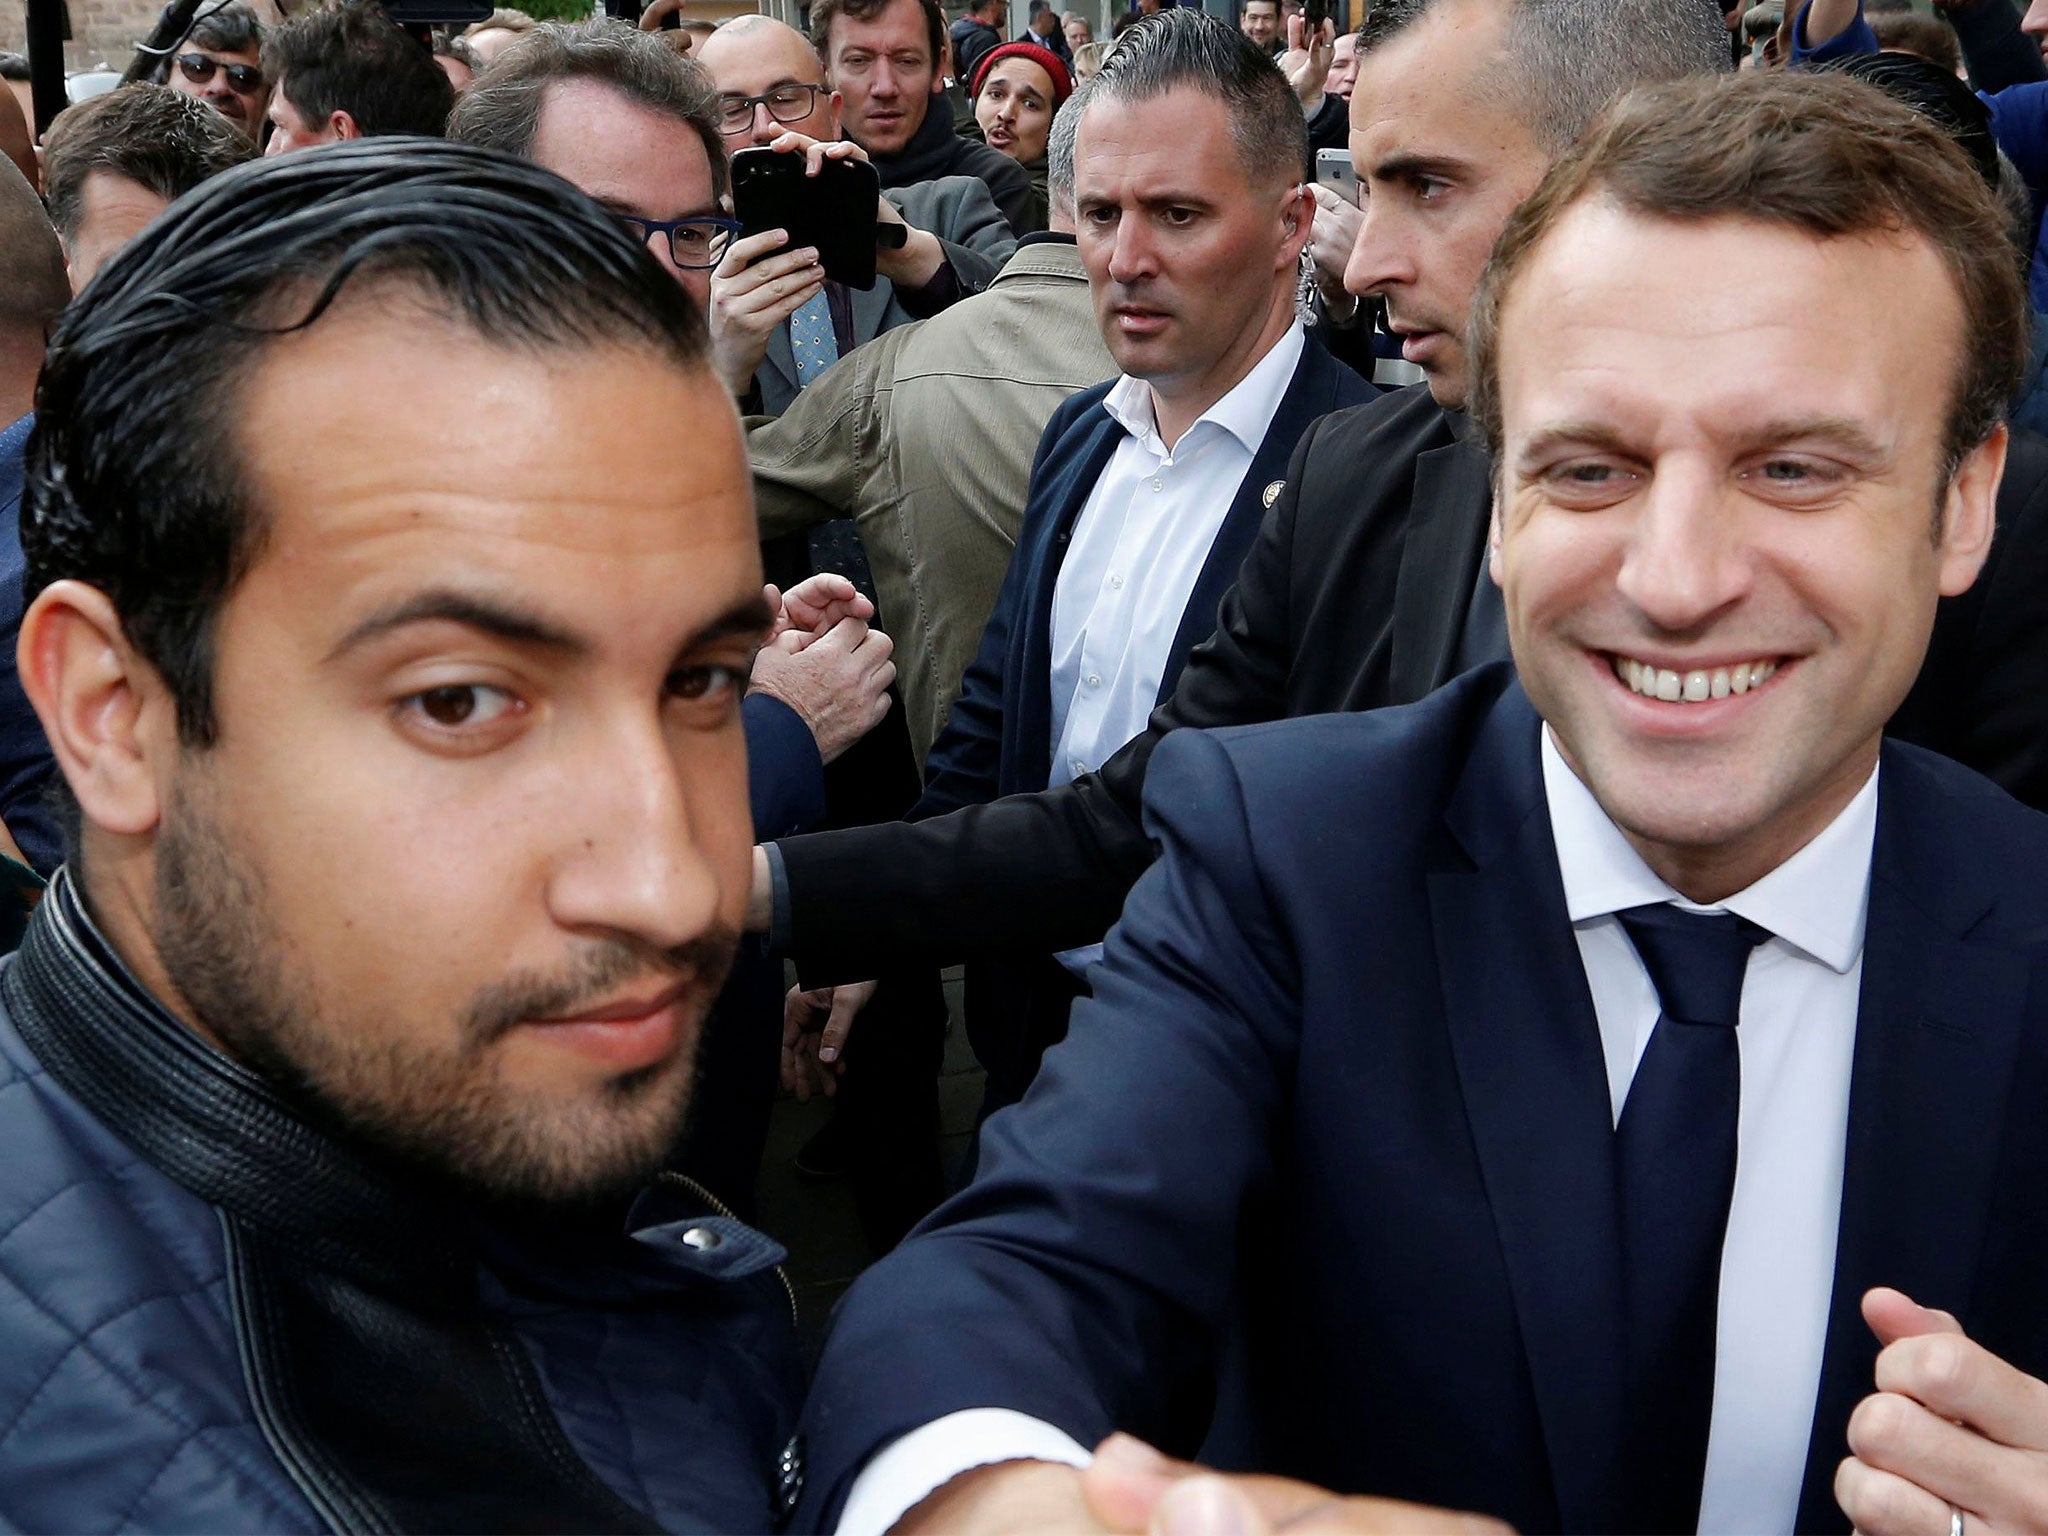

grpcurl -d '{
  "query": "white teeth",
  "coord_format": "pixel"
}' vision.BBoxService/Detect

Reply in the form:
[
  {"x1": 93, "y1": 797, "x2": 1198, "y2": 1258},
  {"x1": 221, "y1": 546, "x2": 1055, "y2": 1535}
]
[{"x1": 1611, "y1": 654, "x2": 1779, "y2": 702}]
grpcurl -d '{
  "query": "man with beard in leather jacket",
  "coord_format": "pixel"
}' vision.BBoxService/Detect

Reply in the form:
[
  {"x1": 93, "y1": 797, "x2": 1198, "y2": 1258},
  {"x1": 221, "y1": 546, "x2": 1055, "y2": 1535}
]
[{"x1": 0, "y1": 140, "x2": 807, "y2": 1533}]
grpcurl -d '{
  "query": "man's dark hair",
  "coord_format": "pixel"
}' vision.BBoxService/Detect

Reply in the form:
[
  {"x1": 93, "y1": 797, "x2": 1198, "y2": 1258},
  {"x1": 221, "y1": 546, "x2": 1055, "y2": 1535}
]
[
  {"x1": 265, "y1": 0, "x2": 455, "y2": 138},
  {"x1": 809, "y1": 0, "x2": 946, "y2": 74},
  {"x1": 1832, "y1": 49, "x2": 1993, "y2": 188},
  {"x1": 0, "y1": 53, "x2": 30, "y2": 82},
  {"x1": 189, "y1": 1, "x2": 266, "y2": 57},
  {"x1": 1358, "y1": 0, "x2": 1727, "y2": 152},
  {"x1": 23, "y1": 139, "x2": 708, "y2": 752},
  {"x1": 1470, "y1": 71, "x2": 2028, "y2": 478},
  {"x1": 447, "y1": 18, "x2": 728, "y2": 198},
  {"x1": 1085, "y1": 7, "x2": 1304, "y2": 189},
  {"x1": 41, "y1": 85, "x2": 253, "y2": 243}
]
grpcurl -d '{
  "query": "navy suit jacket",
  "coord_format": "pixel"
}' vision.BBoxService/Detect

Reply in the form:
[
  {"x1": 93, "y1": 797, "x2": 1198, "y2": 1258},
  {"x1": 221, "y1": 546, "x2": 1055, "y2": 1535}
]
[
  {"x1": 795, "y1": 666, "x2": 2048, "y2": 1534},
  {"x1": 914, "y1": 338, "x2": 1374, "y2": 819}
]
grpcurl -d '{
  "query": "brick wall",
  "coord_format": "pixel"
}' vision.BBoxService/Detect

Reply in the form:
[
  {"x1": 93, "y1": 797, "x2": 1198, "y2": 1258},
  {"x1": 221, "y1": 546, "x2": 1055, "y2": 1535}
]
[{"x1": 1, "y1": 0, "x2": 288, "y2": 79}]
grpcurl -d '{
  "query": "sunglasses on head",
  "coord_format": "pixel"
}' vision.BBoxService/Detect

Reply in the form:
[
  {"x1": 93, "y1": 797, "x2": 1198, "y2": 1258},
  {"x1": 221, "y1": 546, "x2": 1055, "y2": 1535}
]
[{"x1": 175, "y1": 53, "x2": 265, "y2": 92}]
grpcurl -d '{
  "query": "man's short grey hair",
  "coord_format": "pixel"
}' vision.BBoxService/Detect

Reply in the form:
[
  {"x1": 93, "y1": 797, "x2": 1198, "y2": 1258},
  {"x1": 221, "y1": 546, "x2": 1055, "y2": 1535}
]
[
  {"x1": 1084, "y1": 6, "x2": 1306, "y2": 190},
  {"x1": 446, "y1": 19, "x2": 728, "y2": 198},
  {"x1": 1359, "y1": 0, "x2": 1728, "y2": 152},
  {"x1": 1047, "y1": 87, "x2": 1084, "y2": 215}
]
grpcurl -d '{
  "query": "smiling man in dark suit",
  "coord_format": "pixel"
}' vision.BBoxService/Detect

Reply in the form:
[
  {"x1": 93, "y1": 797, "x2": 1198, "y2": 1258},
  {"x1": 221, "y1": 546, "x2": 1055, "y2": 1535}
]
[
  {"x1": 794, "y1": 70, "x2": 2048, "y2": 1536},
  {"x1": 776, "y1": 7, "x2": 1372, "y2": 1116}
]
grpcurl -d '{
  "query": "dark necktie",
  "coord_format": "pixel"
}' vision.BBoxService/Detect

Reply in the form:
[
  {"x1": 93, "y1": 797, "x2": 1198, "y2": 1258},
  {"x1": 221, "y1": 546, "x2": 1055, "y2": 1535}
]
[{"x1": 1614, "y1": 903, "x2": 1770, "y2": 1535}]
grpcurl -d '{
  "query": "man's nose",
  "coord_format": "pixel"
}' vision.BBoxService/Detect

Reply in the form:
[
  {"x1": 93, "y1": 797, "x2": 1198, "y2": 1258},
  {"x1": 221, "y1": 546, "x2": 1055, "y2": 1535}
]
[
  {"x1": 1107, "y1": 214, "x2": 1154, "y2": 283},
  {"x1": 545, "y1": 719, "x2": 730, "y2": 953},
  {"x1": 750, "y1": 100, "x2": 779, "y2": 143},
  {"x1": 1343, "y1": 197, "x2": 1406, "y2": 299},
  {"x1": 1617, "y1": 468, "x2": 1755, "y2": 633}
]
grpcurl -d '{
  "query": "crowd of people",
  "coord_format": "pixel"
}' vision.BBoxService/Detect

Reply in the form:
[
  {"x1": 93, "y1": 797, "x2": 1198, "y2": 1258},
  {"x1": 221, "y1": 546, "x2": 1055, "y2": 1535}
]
[{"x1": 2, "y1": 0, "x2": 2048, "y2": 1530}]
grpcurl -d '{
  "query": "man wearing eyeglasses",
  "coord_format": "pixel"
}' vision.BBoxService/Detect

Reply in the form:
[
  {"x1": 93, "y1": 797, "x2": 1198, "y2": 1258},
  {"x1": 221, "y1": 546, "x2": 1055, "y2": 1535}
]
[
  {"x1": 694, "y1": 15, "x2": 1016, "y2": 415},
  {"x1": 161, "y1": 1, "x2": 271, "y2": 142}
]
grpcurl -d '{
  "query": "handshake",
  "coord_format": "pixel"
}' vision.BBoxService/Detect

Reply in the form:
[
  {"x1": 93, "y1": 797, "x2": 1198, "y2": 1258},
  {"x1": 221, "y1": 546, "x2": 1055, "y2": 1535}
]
[{"x1": 750, "y1": 572, "x2": 895, "y2": 765}]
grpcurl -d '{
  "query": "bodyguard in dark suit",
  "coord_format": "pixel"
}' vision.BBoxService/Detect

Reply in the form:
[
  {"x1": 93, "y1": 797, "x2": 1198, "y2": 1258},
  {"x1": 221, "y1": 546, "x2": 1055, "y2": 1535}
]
[
  {"x1": 777, "y1": 10, "x2": 1372, "y2": 1111},
  {"x1": 796, "y1": 74, "x2": 2048, "y2": 1536}
]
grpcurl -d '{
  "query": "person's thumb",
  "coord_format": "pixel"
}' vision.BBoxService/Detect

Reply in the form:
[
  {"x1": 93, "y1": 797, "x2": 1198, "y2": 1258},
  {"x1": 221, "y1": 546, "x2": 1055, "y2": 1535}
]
[
  {"x1": 1863, "y1": 1286, "x2": 1964, "y2": 1348},
  {"x1": 1152, "y1": 1477, "x2": 1274, "y2": 1536}
]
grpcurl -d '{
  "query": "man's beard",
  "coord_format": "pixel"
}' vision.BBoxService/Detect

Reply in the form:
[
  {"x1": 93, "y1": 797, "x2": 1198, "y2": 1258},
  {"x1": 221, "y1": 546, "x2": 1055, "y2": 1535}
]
[{"x1": 151, "y1": 776, "x2": 736, "y2": 1208}]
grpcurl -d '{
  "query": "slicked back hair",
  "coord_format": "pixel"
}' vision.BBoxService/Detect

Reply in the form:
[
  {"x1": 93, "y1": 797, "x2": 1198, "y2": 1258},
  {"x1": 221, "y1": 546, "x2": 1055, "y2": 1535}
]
[
  {"x1": 24, "y1": 139, "x2": 708, "y2": 754},
  {"x1": 41, "y1": 84, "x2": 254, "y2": 243},
  {"x1": 1084, "y1": 7, "x2": 1305, "y2": 192},
  {"x1": 1469, "y1": 71, "x2": 2026, "y2": 478},
  {"x1": 1358, "y1": 0, "x2": 1727, "y2": 152},
  {"x1": 266, "y1": 0, "x2": 454, "y2": 138},
  {"x1": 1047, "y1": 87, "x2": 1083, "y2": 217},
  {"x1": 447, "y1": 19, "x2": 728, "y2": 200}
]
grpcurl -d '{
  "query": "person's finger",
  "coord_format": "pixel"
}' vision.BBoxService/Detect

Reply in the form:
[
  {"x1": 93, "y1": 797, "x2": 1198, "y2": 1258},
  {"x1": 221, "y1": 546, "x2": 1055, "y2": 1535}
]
[
  {"x1": 1082, "y1": 1433, "x2": 1191, "y2": 1531},
  {"x1": 784, "y1": 572, "x2": 860, "y2": 610},
  {"x1": 1877, "y1": 1331, "x2": 2048, "y2": 1454},
  {"x1": 715, "y1": 227, "x2": 790, "y2": 278},
  {"x1": 1833, "y1": 1455, "x2": 1959, "y2": 1536},
  {"x1": 1847, "y1": 1389, "x2": 2031, "y2": 1520},
  {"x1": 854, "y1": 627, "x2": 895, "y2": 665},
  {"x1": 1152, "y1": 1477, "x2": 1276, "y2": 1536},
  {"x1": 817, "y1": 985, "x2": 869, "y2": 1063},
  {"x1": 810, "y1": 615, "x2": 871, "y2": 654},
  {"x1": 1865, "y1": 1288, "x2": 1965, "y2": 1349},
  {"x1": 1286, "y1": 11, "x2": 1303, "y2": 49},
  {"x1": 871, "y1": 659, "x2": 898, "y2": 697},
  {"x1": 718, "y1": 252, "x2": 823, "y2": 304}
]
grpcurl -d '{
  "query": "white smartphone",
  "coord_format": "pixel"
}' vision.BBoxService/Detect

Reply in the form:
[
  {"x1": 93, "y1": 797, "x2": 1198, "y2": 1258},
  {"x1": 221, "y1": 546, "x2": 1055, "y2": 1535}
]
[{"x1": 1315, "y1": 147, "x2": 1359, "y2": 207}]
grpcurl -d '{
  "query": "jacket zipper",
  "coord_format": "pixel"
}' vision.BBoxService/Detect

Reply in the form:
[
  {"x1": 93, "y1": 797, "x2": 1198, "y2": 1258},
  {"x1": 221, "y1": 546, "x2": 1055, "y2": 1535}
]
[{"x1": 659, "y1": 1170, "x2": 800, "y2": 1328}]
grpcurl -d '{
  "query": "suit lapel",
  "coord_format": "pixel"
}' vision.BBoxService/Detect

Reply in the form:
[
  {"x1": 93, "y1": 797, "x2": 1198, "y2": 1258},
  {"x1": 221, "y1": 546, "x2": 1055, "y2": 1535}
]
[
  {"x1": 1160, "y1": 344, "x2": 1355, "y2": 697},
  {"x1": 1390, "y1": 439, "x2": 1495, "y2": 703},
  {"x1": 848, "y1": 277, "x2": 896, "y2": 350},
  {"x1": 1793, "y1": 748, "x2": 2033, "y2": 1533},
  {"x1": 1427, "y1": 684, "x2": 1628, "y2": 1533},
  {"x1": 1007, "y1": 408, "x2": 1129, "y2": 792},
  {"x1": 760, "y1": 325, "x2": 798, "y2": 410}
]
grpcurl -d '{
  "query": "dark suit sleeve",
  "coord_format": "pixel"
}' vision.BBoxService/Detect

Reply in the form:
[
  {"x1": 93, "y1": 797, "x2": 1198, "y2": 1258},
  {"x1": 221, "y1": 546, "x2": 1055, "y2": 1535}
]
[
  {"x1": 744, "y1": 693, "x2": 826, "y2": 842},
  {"x1": 773, "y1": 414, "x2": 1329, "y2": 984},
  {"x1": 792, "y1": 727, "x2": 1299, "y2": 1531},
  {"x1": 1951, "y1": 0, "x2": 2047, "y2": 92}
]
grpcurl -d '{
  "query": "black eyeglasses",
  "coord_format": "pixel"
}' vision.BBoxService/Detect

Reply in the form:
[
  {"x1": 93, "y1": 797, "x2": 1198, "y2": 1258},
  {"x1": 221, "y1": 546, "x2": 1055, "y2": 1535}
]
[
  {"x1": 174, "y1": 52, "x2": 265, "y2": 91},
  {"x1": 715, "y1": 84, "x2": 826, "y2": 134},
  {"x1": 615, "y1": 213, "x2": 743, "y2": 270}
]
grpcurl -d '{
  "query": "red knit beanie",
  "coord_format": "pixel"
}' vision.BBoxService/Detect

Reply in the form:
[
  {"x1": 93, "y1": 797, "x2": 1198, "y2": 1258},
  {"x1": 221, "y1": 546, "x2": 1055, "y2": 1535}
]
[{"x1": 969, "y1": 40, "x2": 1074, "y2": 105}]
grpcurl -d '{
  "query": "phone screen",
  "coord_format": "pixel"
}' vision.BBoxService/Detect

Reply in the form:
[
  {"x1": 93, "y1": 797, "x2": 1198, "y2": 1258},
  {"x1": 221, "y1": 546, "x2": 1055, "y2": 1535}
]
[{"x1": 730, "y1": 148, "x2": 882, "y2": 290}]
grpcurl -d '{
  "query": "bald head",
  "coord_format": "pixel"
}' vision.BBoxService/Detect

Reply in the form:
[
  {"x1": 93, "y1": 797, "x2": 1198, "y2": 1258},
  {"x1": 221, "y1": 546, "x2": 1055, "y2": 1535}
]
[
  {"x1": 0, "y1": 157, "x2": 65, "y2": 418},
  {"x1": 693, "y1": 14, "x2": 842, "y2": 147}
]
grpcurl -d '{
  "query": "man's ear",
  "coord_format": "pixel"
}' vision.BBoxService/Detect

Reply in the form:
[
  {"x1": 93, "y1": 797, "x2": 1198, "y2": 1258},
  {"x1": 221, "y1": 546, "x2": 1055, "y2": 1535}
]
[
  {"x1": 18, "y1": 580, "x2": 172, "y2": 839},
  {"x1": 328, "y1": 109, "x2": 362, "y2": 142},
  {"x1": 1936, "y1": 423, "x2": 2005, "y2": 598}
]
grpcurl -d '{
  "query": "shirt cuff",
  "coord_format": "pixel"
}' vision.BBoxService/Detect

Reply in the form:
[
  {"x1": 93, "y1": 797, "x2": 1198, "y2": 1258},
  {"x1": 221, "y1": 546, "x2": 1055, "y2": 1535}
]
[
  {"x1": 764, "y1": 838, "x2": 794, "y2": 953},
  {"x1": 834, "y1": 1409, "x2": 1093, "y2": 1536}
]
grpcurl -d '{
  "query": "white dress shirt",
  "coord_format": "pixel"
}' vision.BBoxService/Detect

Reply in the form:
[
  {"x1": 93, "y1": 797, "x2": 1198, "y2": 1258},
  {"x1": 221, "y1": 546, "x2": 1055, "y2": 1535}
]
[
  {"x1": 836, "y1": 724, "x2": 1877, "y2": 1536},
  {"x1": 1048, "y1": 324, "x2": 1304, "y2": 974}
]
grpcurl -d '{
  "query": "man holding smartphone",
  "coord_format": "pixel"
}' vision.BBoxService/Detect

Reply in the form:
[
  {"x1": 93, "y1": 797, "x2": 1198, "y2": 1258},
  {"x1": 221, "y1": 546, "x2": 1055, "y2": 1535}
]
[{"x1": 695, "y1": 15, "x2": 1017, "y2": 414}]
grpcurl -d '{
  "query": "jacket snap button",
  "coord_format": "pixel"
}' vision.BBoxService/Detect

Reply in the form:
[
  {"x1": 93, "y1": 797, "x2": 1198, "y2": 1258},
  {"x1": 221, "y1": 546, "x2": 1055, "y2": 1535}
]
[{"x1": 681, "y1": 1225, "x2": 723, "y2": 1252}]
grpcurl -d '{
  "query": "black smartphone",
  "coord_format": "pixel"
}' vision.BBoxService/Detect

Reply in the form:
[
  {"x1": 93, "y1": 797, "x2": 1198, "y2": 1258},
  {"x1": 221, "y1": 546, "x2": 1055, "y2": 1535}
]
[
  {"x1": 729, "y1": 147, "x2": 882, "y2": 291},
  {"x1": 1303, "y1": 0, "x2": 1333, "y2": 33}
]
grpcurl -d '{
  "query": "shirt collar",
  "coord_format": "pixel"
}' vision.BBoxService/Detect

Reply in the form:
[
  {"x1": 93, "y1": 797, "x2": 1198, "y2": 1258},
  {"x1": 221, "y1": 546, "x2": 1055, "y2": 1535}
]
[
  {"x1": 1100, "y1": 324, "x2": 1305, "y2": 459},
  {"x1": 1539, "y1": 725, "x2": 1876, "y2": 974}
]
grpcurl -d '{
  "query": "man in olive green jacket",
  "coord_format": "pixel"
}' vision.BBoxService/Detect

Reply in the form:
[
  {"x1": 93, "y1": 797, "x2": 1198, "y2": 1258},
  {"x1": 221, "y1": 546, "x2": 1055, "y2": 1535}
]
[{"x1": 746, "y1": 98, "x2": 1113, "y2": 762}]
